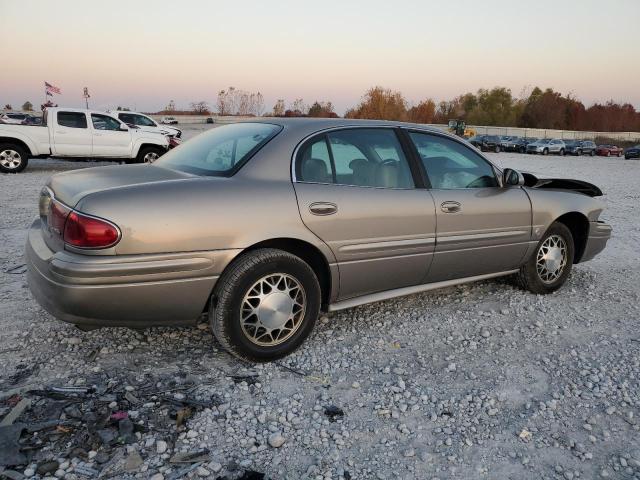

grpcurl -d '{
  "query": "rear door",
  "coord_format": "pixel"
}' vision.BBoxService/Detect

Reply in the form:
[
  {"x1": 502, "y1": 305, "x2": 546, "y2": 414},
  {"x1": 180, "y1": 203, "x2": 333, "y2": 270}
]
[
  {"x1": 90, "y1": 114, "x2": 133, "y2": 157},
  {"x1": 293, "y1": 127, "x2": 436, "y2": 300},
  {"x1": 407, "y1": 130, "x2": 532, "y2": 282},
  {"x1": 51, "y1": 111, "x2": 92, "y2": 156}
]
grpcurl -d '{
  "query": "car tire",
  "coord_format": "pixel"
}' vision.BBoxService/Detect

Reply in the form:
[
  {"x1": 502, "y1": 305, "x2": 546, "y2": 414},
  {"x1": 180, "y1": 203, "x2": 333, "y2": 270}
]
[
  {"x1": 617, "y1": 152, "x2": 621, "y2": 157},
  {"x1": 135, "y1": 146, "x2": 165, "y2": 164},
  {"x1": 559, "y1": 148, "x2": 565, "y2": 156},
  {"x1": 519, "y1": 146, "x2": 525, "y2": 154},
  {"x1": 516, "y1": 222, "x2": 575, "y2": 295},
  {"x1": 542, "y1": 148, "x2": 549, "y2": 155},
  {"x1": 590, "y1": 150, "x2": 595, "y2": 156},
  {"x1": 210, "y1": 248, "x2": 321, "y2": 362},
  {"x1": 0, "y1": 143, "x2": 29, "y2": 173},
  {"x1": 576, "y1": 149, "x2": 582, "y2": 156}
]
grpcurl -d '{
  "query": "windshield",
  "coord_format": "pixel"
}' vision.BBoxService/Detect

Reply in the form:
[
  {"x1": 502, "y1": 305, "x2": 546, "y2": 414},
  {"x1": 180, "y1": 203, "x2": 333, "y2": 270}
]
[{"x1": 154, "y1": 122, "x2": 282, "y2": 176}]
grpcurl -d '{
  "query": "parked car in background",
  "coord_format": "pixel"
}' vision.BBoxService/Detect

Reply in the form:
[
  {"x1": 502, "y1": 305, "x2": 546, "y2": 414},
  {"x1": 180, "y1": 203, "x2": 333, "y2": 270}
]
[
  {"x1": 564, "y1": 140, "x2": 596, "y2": 156},
  {"x1": 0, "y1": 108, "x2": 169, "y2": 173},
  {"x1": 480, "y1": 135, "x2": 502, "y2": 153},
  {"x1": 499, "y1": 136, "x2": 516, "y2": 150},
  {"x1": 109, "y1": 111, "x2": 182, "y2": 138},
  {"x1": 1, "y1": 112, "x2": 28, "y2": 124},
  {"x1": 624, "y1": 145, "x2": 640, "y2": 159},
  {"x1": 500, "y1": 136, "x2": 530, "y2": 153},
  {"x1": 596, "y1": 144, "x2": 623, "y2": 157},
  {"x1": 206, "y1": 117, "x2": 215, "y2": 124},
  {"x1": 161, "y1": 116, "x2": 179, "y2": 125},
  {"x1": 25, "y1": 119, "x2": 611, "y2": 361},
  {"x1": 468, "y1": 135, "x2": 486, "y2": 149},
  {"x1": 526, "y1": 138, "x2": 566, "y2": 155}
]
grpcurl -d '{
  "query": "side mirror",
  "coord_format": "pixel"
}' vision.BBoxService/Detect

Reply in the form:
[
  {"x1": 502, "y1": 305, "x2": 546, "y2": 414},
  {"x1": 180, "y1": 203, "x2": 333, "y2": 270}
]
[
  {"x1": 119, "y1": 124, "x2": 129, "y2": 131},
  {"x1": 503, "y1": 168, "x2": 524, "y2": 187}
]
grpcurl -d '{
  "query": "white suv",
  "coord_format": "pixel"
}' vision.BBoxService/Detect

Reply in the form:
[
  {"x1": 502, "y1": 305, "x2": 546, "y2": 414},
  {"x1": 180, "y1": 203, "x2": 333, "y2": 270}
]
[{"x1": 109, "y1": 111, "x2": 181, "y2": 138}]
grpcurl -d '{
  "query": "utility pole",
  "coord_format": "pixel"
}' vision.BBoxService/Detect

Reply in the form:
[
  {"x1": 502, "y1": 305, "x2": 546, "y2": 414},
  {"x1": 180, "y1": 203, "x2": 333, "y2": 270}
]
[{"x1": 83, "y1": 87, "x2": 90, "y2": 109}]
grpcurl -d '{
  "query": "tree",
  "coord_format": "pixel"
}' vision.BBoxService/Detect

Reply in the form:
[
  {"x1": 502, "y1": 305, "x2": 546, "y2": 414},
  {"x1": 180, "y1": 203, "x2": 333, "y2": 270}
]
[
  {"x1": 272, "y1": 99, "x2": 285, "y2": 117},
  {"x1": 345, "y1": 86, "x2": 407, "y2": 121},
  {"x1": 308, "y1": 101, "x2": 337, "y2": 118},
  {"x1": 190, "y1": 101, "x2": 210, "y2": 114},
  {"x1": 4, "y1": 104, "x2": 12, "y2": 110},
  {"x1": 289, "y1": 98, "x2": 308, "y2": 116},
  {"x1": 407, "y1": 99, "x2": 436, "y2": 124},
  {"x1": 116, "y1": 106, "x2": 131, "y2": 111},
  {"x1": 165, "y1": 100, "x2": 176, "y2": 112},
  {"x1": 22, "y1": 101, "x2": 33, "y2": 111}
]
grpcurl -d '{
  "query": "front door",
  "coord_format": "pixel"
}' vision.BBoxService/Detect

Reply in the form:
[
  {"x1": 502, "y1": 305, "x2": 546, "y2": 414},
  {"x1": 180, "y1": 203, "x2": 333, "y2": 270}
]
[
  {"x1": 90, "y1": 114, "x2": 133, "y2": 157},
  {"x1": 293, "y1": 127, "x2": 436, "y2": 300},
  {"x1": 52, "y1": 111, "x2": 92, "y2": 157},
  {"x1": 406, "y1": 130, "x2": 532, "y2": 282}
]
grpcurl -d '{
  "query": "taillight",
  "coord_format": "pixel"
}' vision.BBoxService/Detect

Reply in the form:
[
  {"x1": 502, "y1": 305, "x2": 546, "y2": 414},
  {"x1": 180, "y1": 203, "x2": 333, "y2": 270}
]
[{"x1": 63, "y1": 211, "x2": 121, "y2": 249}]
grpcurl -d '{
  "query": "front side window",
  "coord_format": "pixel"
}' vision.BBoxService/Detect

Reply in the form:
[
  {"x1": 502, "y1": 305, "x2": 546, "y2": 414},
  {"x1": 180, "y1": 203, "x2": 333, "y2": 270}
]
[
  {"x1": 155, "y1": 122, "x2": 281, "y2": 176},
  {"x1": 91, "y1": 114, "x2": 123, "y2": 131},
  {"x1": 57, "y1": 112, "x2": 87, "y2": 129},
  {"x1": 297, "y1": 128, "x2": 414, "y2": 189},
  {"x1": 409, "y1": 132, "x2": 498, "y2": 189}
]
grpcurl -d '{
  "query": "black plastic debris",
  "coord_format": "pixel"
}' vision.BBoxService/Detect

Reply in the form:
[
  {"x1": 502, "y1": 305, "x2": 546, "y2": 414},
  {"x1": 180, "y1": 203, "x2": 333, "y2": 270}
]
[
  {"x1": 0, "y1": 424, "x2": 26, "y2": 466},
  {"x1": 323, "y1": 405, "x2": 345, "y2": 422}
]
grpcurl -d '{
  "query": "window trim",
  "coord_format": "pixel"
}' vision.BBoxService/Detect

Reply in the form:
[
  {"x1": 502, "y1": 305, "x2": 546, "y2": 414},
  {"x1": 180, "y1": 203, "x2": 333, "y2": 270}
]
[
  {"x1": 292, "y1": 126, "x2": 424, "y2": 190},
  {"x1": 403, "y1": 127, "x2": 502, "y2": 190}
]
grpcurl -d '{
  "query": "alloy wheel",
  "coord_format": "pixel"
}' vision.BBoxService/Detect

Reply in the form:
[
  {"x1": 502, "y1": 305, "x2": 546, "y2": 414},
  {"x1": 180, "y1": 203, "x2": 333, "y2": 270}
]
[
  {"x1": 143, "y1": 152, "x2": 159, "y2": 163},
  {"x1": 536, "y1": 234, "x2": 568, "y2": 284},
  {"x1": 240, "y1": 273, "x2": 306, "y2": 346},
  {"x1": 0, "y1": 149, "x2": 22, "y2": 170}
]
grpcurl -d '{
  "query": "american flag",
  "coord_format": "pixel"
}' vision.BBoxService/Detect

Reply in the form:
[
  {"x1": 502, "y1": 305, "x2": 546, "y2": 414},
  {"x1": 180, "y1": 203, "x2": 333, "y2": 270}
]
[{"x1": 45, "y1": 81, "x2": 61, "y2": 95}]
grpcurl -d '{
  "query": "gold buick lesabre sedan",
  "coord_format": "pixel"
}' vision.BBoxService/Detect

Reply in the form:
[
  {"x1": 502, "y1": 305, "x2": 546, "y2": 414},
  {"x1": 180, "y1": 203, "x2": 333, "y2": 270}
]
[{"x1": 27, "y1": 119, "x2": 611, "y2": 361}]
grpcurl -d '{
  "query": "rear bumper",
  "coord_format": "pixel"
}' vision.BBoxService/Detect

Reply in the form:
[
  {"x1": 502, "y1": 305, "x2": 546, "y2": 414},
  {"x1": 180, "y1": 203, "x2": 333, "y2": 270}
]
[
  {"x1": 26, "y1": 219, "x2": 240, "y2": 327},
  {"x1": 580, "y1": 221, "x2": 612, "y2": 263}
]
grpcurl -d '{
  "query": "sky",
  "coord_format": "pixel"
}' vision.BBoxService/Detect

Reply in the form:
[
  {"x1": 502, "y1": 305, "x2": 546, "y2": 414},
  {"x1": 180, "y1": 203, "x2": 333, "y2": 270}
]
[{"x1": 1, "y1": 0, "x2": 639, "y2": 115}]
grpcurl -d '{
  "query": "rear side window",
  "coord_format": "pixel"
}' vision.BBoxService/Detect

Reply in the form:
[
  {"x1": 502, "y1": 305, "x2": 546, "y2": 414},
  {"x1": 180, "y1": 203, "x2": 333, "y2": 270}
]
[
  {"x1": 155, "y1": 122, "x2": 281, "y2": 176},
  {"x1": 296, "y1": 128, "x2": 414, "y2": 189},
  {"x1": 409, "y1": 132, "x2": 498, "y2": 189},
  {"x1": 57, "y1": 112, "x2": 87, "y2": 129}
]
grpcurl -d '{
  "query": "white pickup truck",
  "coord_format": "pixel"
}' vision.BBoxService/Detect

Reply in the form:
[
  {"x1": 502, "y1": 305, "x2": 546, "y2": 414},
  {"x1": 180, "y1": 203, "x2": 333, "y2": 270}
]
[{"x1": 0, "y1": 107, "x2": 170, "y2": 173}]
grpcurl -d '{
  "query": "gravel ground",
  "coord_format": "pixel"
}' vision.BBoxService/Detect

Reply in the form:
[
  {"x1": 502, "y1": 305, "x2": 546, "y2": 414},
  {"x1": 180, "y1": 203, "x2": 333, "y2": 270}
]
[{"x1": 0, "y1": 128, "x2": 639, "y2": 480}]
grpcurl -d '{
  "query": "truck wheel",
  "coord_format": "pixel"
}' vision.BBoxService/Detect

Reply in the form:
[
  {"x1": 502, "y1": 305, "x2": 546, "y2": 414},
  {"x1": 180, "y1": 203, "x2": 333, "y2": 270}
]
[
  {"x1": 516, "y1": 222, "x2": 574, "y2": 294},
  {"x1": 135, "y1": 146, "x2": 165, "y2": 164},
  {"x1": 210, "y1": 248, "x2": 321, "y2": 362},
  {"x1": 0, "y1": 143, "x2": 29, "y2": 173}
]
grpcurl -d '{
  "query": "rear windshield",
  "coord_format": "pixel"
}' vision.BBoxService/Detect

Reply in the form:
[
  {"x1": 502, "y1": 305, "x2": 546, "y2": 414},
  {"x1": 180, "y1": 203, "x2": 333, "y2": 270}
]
[{"x1": 155, "y1": 123, "x2": 282, "y2": 176}]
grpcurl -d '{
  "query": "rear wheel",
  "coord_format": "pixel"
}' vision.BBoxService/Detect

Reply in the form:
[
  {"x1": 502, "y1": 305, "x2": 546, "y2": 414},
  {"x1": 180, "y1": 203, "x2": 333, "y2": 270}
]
[
  {"x1": 210, "y1": 248, "x2": 321, "y2": 362},
  {"x1": 590, "y1": 150, "x2": 595, "y2": 156},
  {"x1": 516, "y1": 222, "x2": 574, "y2": 294},
  {"x1": 559, "y1": 148, "x2": 565, "y2": 156},
  {"x1": 494, "y1": 145, "x2": 500, "y2": 153},
  {"x1": 519, "y1": 146, "x2": 525, "y2": 154},
  {"x1": 542, "y1": 148, "x2": 549, "y2": 155},
  {"x1": 0, "y1": 143, "x2": 29, "y2": 173},
  {"x1": 576, "y1": 149, "x2": 582, "y2": 156}
]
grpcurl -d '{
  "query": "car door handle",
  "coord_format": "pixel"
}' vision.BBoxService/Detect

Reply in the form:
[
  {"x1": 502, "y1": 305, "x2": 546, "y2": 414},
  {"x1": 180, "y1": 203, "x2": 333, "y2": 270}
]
[
  {"x1": 441, "y1": 201, "x2": 461, "y2": 213},
  {"x1": 55, "y1": 130, "x2": 67, "y2": 134},
  {"x1": 309, "y1": 202, "x2": 338, "y2": 216}
]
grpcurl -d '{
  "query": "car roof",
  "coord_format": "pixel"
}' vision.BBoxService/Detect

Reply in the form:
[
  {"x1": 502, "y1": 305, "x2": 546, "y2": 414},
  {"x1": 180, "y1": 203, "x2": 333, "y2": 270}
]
[{"x1": 237, "y1": 117, "x2": 451, "y2": 141}]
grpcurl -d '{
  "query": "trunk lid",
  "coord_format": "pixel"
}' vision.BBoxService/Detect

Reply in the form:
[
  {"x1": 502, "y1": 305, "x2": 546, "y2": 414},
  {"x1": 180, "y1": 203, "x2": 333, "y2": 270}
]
[{"x1": 47, "y1": 164, "x2": 192, "y2": 208}]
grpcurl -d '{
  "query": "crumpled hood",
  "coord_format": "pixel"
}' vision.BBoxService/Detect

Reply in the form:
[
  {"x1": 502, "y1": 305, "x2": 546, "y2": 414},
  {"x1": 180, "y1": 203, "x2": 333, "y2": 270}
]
[
  {"x1": 522, "y1": 171, "x2": 603, "y2": 197},
  {"x1": 47, "y1": 164, "x2": 193, "y2": 207}
]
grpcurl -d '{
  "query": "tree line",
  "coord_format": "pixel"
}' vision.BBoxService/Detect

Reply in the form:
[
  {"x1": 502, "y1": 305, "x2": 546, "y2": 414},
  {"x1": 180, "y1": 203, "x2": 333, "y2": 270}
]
[{"x1": 344, "y1": 86, "x2": 640, "y2": 132}]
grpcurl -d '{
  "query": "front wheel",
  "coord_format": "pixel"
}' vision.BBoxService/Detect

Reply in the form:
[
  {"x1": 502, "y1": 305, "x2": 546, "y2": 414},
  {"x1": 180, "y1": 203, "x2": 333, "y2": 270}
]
[
  {"x1": 494, "y1": 145, "x2": 500, "y2": 153},
  {"x1": 542, "y1": 148, "x2": 549, "y2": 155},
  {"x1": 0, "y1": 143, "x2": 29, "y2": 173},
  {"x1": 576, "y1": 149, "x2": 582, "y2": 156},
  {"x1": 210, "y1": 249, "x2": 321, "y2": 362},
  {"x1": 516, "y1": 222, "x2": 574, "y2": 294},
  {"x1": 135, "y1": 146, "x2": 165, "y2": 164},
  {"x1": 559, "y1": 148, "x2": 565, "y2": 156}
]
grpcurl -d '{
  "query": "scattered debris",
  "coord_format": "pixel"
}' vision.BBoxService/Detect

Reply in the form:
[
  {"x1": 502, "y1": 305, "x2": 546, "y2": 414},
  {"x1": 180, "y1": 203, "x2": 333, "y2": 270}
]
[
  {"x1": 0, "y1": 425, "x2": 25, "y2": 466},
  {"x1": 518, "y1": 428, "x2": 533, "y2": 442},
  {"x1": 323, "y1": 405, "x2": 345, "y2": 422},
  {"x1": 4, "y1": 264, "x2": 26, "y2": 274}
]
